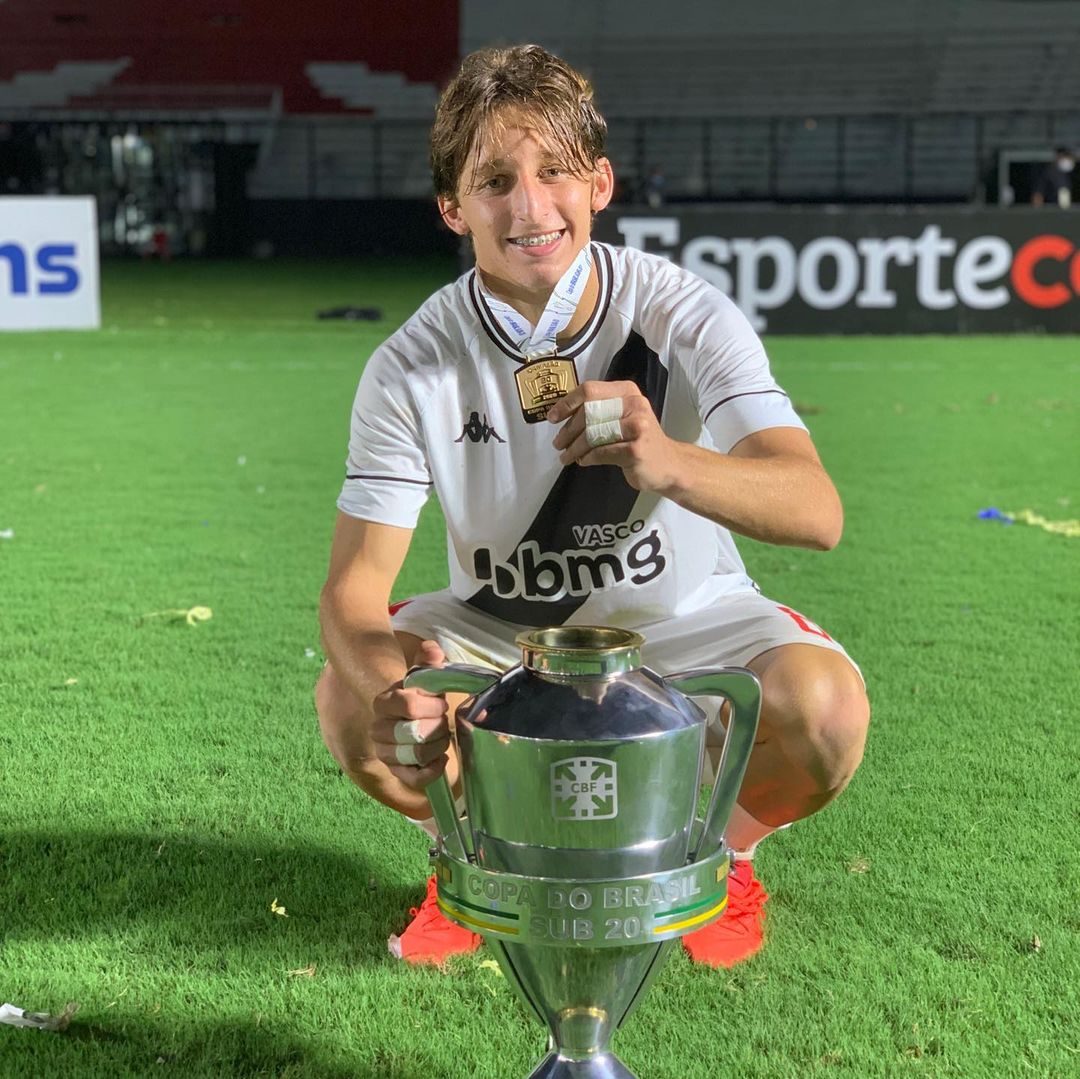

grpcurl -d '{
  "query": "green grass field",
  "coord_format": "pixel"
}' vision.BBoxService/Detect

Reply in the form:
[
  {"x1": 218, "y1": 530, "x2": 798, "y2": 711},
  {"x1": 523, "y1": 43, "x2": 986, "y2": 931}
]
[{"x1": 1, "y1": 259, "x2": 1077, "y2": 1078}]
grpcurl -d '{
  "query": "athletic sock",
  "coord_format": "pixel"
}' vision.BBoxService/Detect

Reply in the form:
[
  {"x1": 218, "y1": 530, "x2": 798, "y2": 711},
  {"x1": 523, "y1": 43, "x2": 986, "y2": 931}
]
[
  {"x1": 408, "y1": 815, "x2": 440, "y2": 840},
  {"x1": 726, "y1": 803, "x2": 780, "y2": 861},
  {"x1": 406, "y1": 793, "x2": 467, "y2": 842}
]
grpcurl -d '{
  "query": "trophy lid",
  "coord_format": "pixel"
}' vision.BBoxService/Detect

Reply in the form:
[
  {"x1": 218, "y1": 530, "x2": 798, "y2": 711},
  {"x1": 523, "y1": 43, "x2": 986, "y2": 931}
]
[{"x1": 515, "y1": 626, "x2": 644, "y2": 678}]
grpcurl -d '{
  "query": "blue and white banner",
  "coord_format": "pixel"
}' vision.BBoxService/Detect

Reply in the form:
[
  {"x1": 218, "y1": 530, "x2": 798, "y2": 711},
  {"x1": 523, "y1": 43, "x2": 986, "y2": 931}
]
[{"x1": 0, "y1": 196, "x2": 100, "y2": 331}]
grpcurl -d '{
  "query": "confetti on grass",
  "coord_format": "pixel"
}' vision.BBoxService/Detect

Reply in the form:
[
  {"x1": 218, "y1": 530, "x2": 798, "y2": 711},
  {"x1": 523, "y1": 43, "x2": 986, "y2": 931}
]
[
  {"x1": 478, "y1": 958, "x2": 504, "y2": 997},
  {"x1": 978, "y1": 508, "x2": 1080, "y2": 538},
  {"x1": 139, "y1": 605, "x2": 213, "y2": 627}
]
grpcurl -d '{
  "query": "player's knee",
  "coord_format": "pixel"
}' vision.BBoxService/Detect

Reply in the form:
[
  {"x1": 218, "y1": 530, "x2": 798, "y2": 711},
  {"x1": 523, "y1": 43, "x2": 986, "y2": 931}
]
[{"x1": 764, "y1": 657, "x2": 869, "y2": 790}]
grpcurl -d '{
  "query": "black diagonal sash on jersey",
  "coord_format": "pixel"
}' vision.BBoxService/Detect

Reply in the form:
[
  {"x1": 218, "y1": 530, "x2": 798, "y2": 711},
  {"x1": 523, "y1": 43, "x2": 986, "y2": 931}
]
[{"x1": 465, "y1": 331, "x2": 669, "y2": 626}]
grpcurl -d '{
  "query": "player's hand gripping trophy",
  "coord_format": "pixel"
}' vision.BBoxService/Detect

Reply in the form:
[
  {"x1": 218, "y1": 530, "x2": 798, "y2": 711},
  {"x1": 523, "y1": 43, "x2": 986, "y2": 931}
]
[{"x1": 404, "y1": 625, "x2": 761, "y2": 1079}]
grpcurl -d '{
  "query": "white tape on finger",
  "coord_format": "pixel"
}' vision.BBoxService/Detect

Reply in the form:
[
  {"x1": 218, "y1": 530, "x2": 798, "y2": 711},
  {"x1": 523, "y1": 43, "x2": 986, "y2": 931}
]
[
  {"x1": 393, "y1": 719, "x2": 425, "y2": 745},
  {"x1": 395, "y1": 743, "x2": 421, "y2": 767},
  {"x1": 585, "y1": 418, "x2": 623, "y2": 448},
  {"x1": 584, "y1": 397, "x2": 624, "y2": 424}
]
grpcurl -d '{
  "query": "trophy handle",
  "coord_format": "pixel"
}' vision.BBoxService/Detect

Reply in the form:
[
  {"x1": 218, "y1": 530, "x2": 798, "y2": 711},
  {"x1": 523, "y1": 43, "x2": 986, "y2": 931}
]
[
  {"x1": 402, "y1": 664, "x2": 501, "y2": 861},
  {"x1": 664, "y1": 667, "x2": 762, "y2": 863}
]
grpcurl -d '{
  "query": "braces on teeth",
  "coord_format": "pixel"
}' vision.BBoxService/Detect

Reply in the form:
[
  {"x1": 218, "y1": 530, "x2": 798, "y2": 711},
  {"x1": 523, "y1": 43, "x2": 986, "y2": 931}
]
[{"x1": 512, "y1": 232, "x2": 561, "y2": 246}]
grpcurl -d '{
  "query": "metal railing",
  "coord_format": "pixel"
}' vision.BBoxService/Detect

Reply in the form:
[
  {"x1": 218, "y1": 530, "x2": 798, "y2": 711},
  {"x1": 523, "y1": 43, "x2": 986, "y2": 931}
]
[
  {"x1": 243, "y1": 110, "x2": 1080, "y2": 204},
  {"x1": 2, "y1": 109, "x2": 1077, "y2": 206}
]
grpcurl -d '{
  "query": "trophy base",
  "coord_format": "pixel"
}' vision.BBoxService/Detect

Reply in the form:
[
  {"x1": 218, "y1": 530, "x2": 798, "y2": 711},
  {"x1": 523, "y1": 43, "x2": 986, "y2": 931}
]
[{"x1": 527, "y1": 1051, "x2": 637, "y2": 1078}]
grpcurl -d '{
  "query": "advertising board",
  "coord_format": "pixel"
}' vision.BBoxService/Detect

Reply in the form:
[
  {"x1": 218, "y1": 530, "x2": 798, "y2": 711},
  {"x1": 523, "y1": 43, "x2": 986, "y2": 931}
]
[{"x1": 0, "y1": 197, "x2": 101, "y2": 331}]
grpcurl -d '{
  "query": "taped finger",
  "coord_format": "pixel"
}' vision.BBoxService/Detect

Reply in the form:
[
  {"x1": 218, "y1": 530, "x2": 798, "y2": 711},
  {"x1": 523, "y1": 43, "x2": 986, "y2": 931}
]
[
  {"x1": 395, "y1": 742, "x2": 420, "y2": 766},
  {"x1": 584, "y1": 397, "x2": 624, "y2": 424},
  {"x1": 585, "y1": 417, "x2": 623, "y2": 448},
  {"x1": 393, "y1": 719, "x2": 426, "y2": 745}
]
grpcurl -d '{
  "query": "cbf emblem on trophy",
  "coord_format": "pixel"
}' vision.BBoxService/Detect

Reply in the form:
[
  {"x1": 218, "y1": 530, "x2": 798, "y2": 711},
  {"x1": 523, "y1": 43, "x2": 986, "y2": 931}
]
[
  {"x1": 551, "y1": 757, "x2": 619, "y2": 820},
  {"x1": 404, "y1": 626, "x2": 761, "y2": 1078}
]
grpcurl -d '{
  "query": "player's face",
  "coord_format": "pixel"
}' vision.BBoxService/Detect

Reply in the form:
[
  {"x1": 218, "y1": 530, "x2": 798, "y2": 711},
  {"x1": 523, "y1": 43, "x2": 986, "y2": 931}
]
[{"x1": 439, "y1": 118, "x2": 614, "y2": 310}]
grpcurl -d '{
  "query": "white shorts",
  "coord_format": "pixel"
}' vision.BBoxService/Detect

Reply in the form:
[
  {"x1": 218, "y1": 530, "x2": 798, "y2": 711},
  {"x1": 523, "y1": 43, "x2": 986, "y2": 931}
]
[
  {"x1": 391, "y1": 588, "x2": 860, "y2": 789},
  {"x1": 390, "y1": 587, "x2": 859, "y2": 681}
]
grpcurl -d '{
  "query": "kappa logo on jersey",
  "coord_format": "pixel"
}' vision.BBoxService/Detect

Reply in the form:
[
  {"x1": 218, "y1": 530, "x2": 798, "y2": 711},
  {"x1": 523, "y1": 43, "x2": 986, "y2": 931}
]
[
  {"x1": 472, "y1": 527, "x2": 667, "y2": 601},
  {"x1": 455, "y1": 411, "x2": 505, "y2": 444}
]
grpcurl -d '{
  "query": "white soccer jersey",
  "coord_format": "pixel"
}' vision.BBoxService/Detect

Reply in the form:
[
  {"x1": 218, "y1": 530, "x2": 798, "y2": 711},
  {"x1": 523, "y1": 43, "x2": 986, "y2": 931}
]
[{"x1": 337, "y1": 242, "x2": 807, "y2": 629}]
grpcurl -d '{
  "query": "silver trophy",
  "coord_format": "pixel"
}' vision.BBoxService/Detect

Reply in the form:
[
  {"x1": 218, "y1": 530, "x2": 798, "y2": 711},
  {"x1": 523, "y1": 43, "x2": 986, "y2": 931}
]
[{"x1": 403, "y1": 626, "x2": 760, "y2": 1079}]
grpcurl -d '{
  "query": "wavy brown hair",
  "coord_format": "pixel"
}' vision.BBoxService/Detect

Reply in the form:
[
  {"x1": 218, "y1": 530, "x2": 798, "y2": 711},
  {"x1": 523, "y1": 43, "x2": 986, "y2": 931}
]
[{"x1": 431, "y1": 45, "x2": 608, "y2": 200}]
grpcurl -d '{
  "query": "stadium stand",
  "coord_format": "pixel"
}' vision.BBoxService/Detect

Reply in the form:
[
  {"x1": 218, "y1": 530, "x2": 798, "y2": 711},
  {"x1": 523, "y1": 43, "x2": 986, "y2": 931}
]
[
  {"x1": 305, "y1": 64, "x2": 438, "y2": 119},
  {"x1": 0, "y1": 0, "x2": 456, "y2": 114},
  {"x1": 464, "y1": 0, "x2": 1080, "y2": 202},
  {"x1": 2, "y1": 0, "x2": 1078, "y2": 250},
  {"x1": 579, "y1": 30, "x2": 1080, "y2": 120},
  {"x1": 0, "y1": 60, "x2": 132, "y2": 110}
]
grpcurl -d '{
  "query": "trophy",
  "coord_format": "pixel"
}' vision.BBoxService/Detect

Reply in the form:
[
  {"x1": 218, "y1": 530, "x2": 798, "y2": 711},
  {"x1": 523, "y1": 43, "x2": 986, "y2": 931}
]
[{"x1": 403, "y1": 626, "x2": 761, "y2": 1078}]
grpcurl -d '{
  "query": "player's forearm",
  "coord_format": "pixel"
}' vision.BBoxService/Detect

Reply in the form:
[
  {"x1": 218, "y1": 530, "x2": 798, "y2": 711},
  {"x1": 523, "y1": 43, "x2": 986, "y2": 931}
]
[
  {"x1": 319, "y1": 588, "x2": 408, "y2": 708},
  {"x1": 656, "y1": 442, "x2": 843, "y2": 550},
  {"x1": 317, "y1": 589, "x2": 429, "y2": 812}
]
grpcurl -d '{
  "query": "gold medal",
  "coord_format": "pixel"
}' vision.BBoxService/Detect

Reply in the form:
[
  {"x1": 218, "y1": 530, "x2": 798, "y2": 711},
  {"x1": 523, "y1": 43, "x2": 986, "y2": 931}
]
[{"x1": 514, "y1": 354, "x2": 579, "y2": 424}]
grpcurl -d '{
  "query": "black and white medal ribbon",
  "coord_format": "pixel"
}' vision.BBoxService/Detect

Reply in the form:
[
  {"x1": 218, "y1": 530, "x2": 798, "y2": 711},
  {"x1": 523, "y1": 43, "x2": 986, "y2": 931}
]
[{"x1": 481, "y1": 244, "x2": 593, "y2": 358}]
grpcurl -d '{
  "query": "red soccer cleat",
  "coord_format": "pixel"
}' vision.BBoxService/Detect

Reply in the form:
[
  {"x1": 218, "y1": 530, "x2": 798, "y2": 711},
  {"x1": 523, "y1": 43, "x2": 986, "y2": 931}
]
[
  {"x1": 388, "y1": 875, "x2": 482, "y2": 966},
  {"x1": 681, "y1": 859, "x2": 768, "y2": 968}
]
